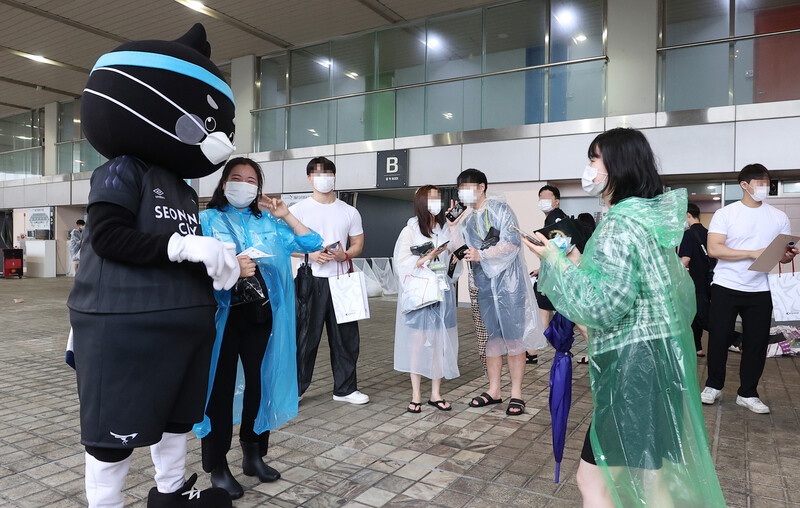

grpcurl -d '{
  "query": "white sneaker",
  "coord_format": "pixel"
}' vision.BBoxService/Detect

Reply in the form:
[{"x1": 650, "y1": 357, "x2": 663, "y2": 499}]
[
  {"x1": 700, "y1": 387, "x2": 722, "y2": 405},
  {"x1": 333, "y1": 390, "x2": 370, "y2": 404},
  {"x1": 728, "y1": 345, "x2": 741, "y2": 353},
  {"x1": 736, "y1": 396, "x2": 770, "y2": 414},
  {"x1": 298, "y1": 394, "x2": 303, "y2": 402}
]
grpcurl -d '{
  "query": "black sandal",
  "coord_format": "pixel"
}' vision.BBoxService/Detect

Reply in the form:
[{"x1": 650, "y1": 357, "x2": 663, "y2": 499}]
[
  {"x1": 526, "y1": 352, "x2": 538, "y2": 364},
  {"x1": 469, "y1": 392, "x2": 502, "y2": 408},
  {"x1": 577, "y1": 356, "x2": 589, "y2": 365},
  {"x1": 407, "y1": 402, "x2": 421, "y2": 414},
  {"x1": 428, "y1": 400, "x2": 452, "y2": 411},
  {"x1": 506, "y1": 398, "x2": 525, "y2": 416}
]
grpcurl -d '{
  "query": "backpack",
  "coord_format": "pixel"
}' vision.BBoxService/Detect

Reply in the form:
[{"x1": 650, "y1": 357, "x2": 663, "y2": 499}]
[{"x1": 689, "y1": 227, "x2": 716, "y2": 291}]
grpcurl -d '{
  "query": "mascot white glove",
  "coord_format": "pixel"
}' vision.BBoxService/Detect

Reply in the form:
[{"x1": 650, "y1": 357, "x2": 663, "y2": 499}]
[{"x1": 167, "y1": 233, "x2": 240, "y2": 290}]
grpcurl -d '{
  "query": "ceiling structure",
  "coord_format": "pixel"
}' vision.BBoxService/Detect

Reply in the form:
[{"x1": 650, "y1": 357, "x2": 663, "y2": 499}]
[{"x1": 0, "y1": 0, "x2": 506, "y2": 118}]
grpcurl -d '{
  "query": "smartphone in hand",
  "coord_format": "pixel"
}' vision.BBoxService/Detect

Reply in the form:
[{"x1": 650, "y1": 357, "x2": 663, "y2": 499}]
[{"x1": 509, "y1": 224, "x2": 544, "y2": 246}]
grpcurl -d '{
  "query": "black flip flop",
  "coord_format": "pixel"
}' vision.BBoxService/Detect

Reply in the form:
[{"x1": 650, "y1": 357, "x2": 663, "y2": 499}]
[
  {"x1": 506, "y1": 398, "x2": 525, "y2": 416},
  {"x1": 407, "y1": 402, "x2": 421, "y2": 414},
  {"x1": 577, "y1": 356, "x2": 589, "y2": 365},
  {"x1": 428, "y1": 400, "x2": 452, "y2": 411},
  {"x1": 469, "y1": 392, "x2": 502, "y2": 408},
  {"x1": 526, "y1": 352, "x2": 538, "y2": 364}
]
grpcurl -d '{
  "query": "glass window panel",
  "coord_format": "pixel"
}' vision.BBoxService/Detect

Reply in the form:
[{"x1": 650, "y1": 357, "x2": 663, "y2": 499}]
[
  {"x1": 0, "y1": 146, "x2": 42, "y2": 181},
  {"x1": 254, "y1": 109, "x2": 287, "y2": 152},
  {"x1": 0, "y1": 111, "x2": 41, "y2": 152},
  {"x1": 549, "y1": 60, "x2": 605, "y2": 121},
  {"x1": 424, "y1": 80, "x2": 481, "y2": 135},
  {"x1": 735, "y1": 32, "x2": 800, "y2": 104},
  {"x1": 332, "y1": 33, "x2": 376, "y2": 96},
  {"x1": 664, "y1": 0, "x2": 729, "y2": 46},
  {"x1": 485, "y1": 0, "x2": 546, "y2": 72},
  {"x1": 483, "y1": 69, "x2": 545, "y2": 128},
  {"x1": 550, "y1": 0, "x2": 603, "y2": 63},
  {"x1": 425, "y1": 10, "x2": 482, "y2": 81},
  {"x1": 287, "y1": 101, "x2": 334, "y2": 148},
  {"x1": 724, "y1": 181, "x2": 744, "y2": 205},
  {"x1": 661, "y1": 43, "x2": 730, "y2": 111},
  {"x1": 376, "y1": 22, "x2": 426, "y2": 88},
  {"x1": 58, "y1": 101, "x2": 75, "y2": 142},
  {"x1": 782, "y1": 181, "x2": 800, "y2": 194},
  {"x1": 289, "y1": 43, "x2": 331, "y2": 103},
  {"x1": 56, "y1": 142, "x2": 74, "y2": 174},
  {"x1": 260, "y1": 54, "x2": 288, "y2": 108},
  {"x1": 736, "y1": 0, "x2": 800, "y2": 36},
  {"x1": 395, "y1": 87, "x2": 425, "y2": 137},
  {"x1": 336, "y1": 91, "x2": 395, "y2": 144},
  {"x1": 79, "y1": 139, "x2": 106, "y2": 172}
]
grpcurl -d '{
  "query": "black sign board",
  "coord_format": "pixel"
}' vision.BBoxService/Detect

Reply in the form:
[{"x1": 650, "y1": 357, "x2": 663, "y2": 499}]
[{"x1": 376, "y1": 149, "x2": 408, "y2": 188}]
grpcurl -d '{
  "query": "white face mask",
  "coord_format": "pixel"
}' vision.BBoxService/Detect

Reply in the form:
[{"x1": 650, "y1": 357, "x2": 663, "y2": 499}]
[
  {"x1": 538, "y1": 199, "x2": 554, "y2": 213},
  {"x1": 746, "y1": 184, "x2": 769, "y2": 202},
  {"x1": 458, "y1": 188, "x2": 478, "y2": 205},
  {"x1": 581, "y1": 165, "x2": 607, "y2": 197},
  {"x1": 428, "y1": 199, "x2": 442, "y2": 215},
  {"x1": 684, "y1": 220, "x2": 689, "y2": 230},
  {"x1": 224, "y1": 181, "x2": 258, "y2": 208},
  {"x1": 313, "y1": 175, "x2": 335, "y2": 193}
]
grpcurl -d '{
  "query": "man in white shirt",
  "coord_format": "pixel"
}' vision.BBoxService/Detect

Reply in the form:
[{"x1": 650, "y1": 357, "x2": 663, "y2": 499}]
[
  {"x1": 701, "y1": 164, "x2": 798, "y2": 413},
  {"x1": 290, "y1": 157, "x2": 369, "y2": 404}
]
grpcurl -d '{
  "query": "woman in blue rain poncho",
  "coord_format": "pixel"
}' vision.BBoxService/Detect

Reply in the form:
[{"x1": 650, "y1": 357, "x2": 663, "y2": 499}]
[
  {"x1": 194, "y1": 157, "x2": 321, "y2": 499},
  {"x1": 522, "y1": 129, "x2": 725, "y2": 507}
]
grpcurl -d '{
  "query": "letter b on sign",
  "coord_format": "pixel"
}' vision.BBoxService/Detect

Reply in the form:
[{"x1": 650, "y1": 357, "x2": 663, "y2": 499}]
[{"x1": 376, "y1": 149, "x2": 408, "y2": 188}]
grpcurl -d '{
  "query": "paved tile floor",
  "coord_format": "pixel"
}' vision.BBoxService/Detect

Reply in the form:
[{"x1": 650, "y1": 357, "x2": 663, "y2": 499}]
[{"x1": 0, "y1": 277, "x2": 798, "y2": 507}]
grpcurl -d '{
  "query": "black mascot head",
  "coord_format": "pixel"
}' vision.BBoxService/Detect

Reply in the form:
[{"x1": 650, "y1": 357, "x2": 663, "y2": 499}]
[{"x1": 81, "y1": 24, "x2": 235, "y2": 179}]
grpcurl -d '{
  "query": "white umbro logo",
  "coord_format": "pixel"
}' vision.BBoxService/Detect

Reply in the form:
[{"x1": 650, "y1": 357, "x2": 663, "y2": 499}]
[
  {"x1": 153, "y1": 188, "x2": 166, "y2": 199},
  {"x1": 182, "y1": 488, "x2": 201, "y2": 500},
  {"x1": 110, "y1": 431, "x2": 138, "y2": 445}
]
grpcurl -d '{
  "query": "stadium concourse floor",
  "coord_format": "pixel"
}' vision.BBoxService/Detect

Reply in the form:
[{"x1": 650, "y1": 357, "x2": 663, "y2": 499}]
[{"x1": 0, "y1": 277, "x2": 798, "y2": 507}]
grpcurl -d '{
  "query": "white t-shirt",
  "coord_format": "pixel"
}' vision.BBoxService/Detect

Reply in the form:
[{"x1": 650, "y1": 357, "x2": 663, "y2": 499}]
[
  {"x1": 708, "y1": 201, "x2": 791, "y2": 292},
  {"x1": 290, "y1": 197, "x2": 364, "y2": 278}
]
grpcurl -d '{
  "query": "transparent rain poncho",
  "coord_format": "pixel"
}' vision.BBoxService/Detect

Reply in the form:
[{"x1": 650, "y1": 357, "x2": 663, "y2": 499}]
[
  {"x1": 538, "y1": 189, "x2": 725, "y2": 507},
  {"x1": 69, "y1": 229, "x2": 82, "y2": 262},
  {"x1": 193, "y1": 205, "x2": 322, "y2": 438},
  {"x1": 393, "y1": 218, "x2": 460, "y2": 380},
  {"x1": 454, "y1": 197, "x2": 546, "y2": 357},
  {"x1": 372, "y1": 257, "x2": 399, "y2": 295}
]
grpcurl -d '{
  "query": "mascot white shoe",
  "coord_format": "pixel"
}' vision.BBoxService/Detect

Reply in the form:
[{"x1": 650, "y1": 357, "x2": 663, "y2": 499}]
[{"x1": 67, "y1": 24, "x2": 238, "y2": 507}]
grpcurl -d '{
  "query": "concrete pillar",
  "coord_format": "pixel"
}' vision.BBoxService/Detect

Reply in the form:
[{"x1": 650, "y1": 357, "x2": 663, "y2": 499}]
[
  {"x1": 606, "y1": 0, "x2": 659, "y2": 116},
  {"x1": 230, "y1": 55, "x2": 257, "y2": 155},
  {"x1": 43, "y1": 102, "x2": 58, "y2": 176}
]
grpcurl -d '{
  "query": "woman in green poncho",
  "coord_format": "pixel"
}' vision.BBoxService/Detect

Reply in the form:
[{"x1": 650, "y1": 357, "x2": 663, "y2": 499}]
[{"x1": 522, "y1": 128, "x2": 725, "y2": 507}]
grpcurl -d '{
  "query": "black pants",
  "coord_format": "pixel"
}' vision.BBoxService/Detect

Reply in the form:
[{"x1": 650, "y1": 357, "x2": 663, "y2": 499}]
[
  {"x1": 692, "y1": 289, "x2": 710, "y2": 352},
  {"x1": 202, "y1": 304, "x2": 273, "y2": 472},
  {"x1": 705, "y1": 285, "x2": 772, "y2": 398},
  {"x1": 297, "y1": 276, "x2": 360, "y2": 397}
]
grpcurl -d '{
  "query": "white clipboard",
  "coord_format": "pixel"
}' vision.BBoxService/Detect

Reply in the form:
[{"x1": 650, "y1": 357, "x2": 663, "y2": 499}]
[
  {"x1": 748, "y1": 234, "x2": 800, "y2": 273},
  {"x1": 237, "y1": 247, "x2": 274, "y2": 259}
]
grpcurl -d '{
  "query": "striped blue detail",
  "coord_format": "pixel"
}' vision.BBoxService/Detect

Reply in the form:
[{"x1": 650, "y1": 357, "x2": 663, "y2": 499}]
[{"x1": 92, "y1": 51, "x2": 235, "y2": 105}]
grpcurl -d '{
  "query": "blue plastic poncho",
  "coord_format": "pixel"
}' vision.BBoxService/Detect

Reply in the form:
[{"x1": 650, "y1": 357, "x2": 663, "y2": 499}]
[
  {"x1": 538, "y1": 189, "x2": 725, "y2": 507},
  {"x1": 193, "y1": 205, "x2": 322, "y2": 437}
]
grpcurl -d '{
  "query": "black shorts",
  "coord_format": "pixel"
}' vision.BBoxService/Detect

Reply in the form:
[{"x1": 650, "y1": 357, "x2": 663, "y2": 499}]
[
  {"x1": 534, "y1": 282, "x2": 555, "y2": 311},
  {"x1": 581, "y1": 425, "x2": 595, "y2": 465},
  {"x1": 71, "y1": 306, "x2": 215, "y2": 449}
]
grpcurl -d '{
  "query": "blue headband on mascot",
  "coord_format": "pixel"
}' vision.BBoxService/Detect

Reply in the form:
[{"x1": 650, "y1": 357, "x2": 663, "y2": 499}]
[{"x1": 92, "y1": 51, "x2": 235, "y2": 106}]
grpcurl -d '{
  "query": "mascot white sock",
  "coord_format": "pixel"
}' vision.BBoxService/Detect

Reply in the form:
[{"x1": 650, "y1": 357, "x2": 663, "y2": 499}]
[
  {"x1": 150, "y1": 432, "x2": 187, "y2": 493},
  {"x1": 85, "y1": 452, "x2": 130, "y2": 508}
]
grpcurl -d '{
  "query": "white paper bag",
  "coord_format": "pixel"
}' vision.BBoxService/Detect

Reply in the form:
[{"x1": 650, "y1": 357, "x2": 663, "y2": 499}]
[
  {"x1": 768, "y1": 270, "x2": 800, "y2": 322},
  {"x1": 399, "y1": 267, "x2": 443, "y2": 314},
  {"x1": 329, "y1": 271, "x2": 371, "y2": 324}
]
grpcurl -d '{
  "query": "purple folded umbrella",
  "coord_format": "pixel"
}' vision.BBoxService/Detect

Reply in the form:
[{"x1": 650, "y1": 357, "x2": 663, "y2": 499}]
[{"x1": 544, "y1": 312, "x2": 575, "y2": 483}]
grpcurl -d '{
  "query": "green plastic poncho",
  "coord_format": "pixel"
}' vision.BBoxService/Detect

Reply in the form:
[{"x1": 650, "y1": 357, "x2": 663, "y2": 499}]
[{"x1": 538, "y1": 189, "x2": 725, "y2": 507}]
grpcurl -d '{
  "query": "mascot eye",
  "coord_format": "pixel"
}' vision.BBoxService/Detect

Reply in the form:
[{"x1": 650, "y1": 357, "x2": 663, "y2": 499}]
[{"x1": 204, "y1": 117, "x2": 216, "y2": 131}]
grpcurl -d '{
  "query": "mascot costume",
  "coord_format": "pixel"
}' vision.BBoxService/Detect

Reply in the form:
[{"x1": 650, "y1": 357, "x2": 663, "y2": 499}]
[{"x1": 67, "y1": 24, "x2": 240, "y2": 507}]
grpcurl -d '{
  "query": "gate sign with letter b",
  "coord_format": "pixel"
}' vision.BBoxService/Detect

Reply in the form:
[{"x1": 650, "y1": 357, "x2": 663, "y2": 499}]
[{"x1": 377, "y1": 149, "x2": 408, "y2": 188}]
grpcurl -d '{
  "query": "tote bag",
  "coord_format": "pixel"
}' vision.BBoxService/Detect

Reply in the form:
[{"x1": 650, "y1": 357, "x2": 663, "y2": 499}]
[
  {"x1": 399, "y1": 267, "x2": 443, "y2": 314},
  {"x1": 769, "y1": 262, "x2": 800, "y2": 322},
  {"x1": 329, "y1": 259, "x2": 371, "y2": 324}
]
